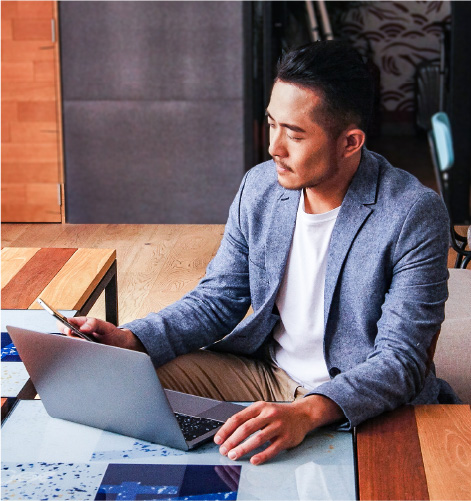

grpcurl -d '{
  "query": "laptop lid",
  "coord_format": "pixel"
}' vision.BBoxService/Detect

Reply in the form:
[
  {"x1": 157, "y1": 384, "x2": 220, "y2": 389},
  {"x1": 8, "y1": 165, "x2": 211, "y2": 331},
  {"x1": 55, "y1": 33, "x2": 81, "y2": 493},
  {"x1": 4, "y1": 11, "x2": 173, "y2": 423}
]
[{"x1": 7, "y1": 326, "x2": 190, "y2": 450}]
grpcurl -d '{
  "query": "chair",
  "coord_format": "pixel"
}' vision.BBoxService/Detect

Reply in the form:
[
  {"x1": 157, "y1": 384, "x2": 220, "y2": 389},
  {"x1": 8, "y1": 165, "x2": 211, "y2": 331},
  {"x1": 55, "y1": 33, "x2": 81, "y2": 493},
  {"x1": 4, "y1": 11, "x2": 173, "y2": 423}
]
[{"x1": 428, "y1": 111, "x2": 471, "y2": 269}]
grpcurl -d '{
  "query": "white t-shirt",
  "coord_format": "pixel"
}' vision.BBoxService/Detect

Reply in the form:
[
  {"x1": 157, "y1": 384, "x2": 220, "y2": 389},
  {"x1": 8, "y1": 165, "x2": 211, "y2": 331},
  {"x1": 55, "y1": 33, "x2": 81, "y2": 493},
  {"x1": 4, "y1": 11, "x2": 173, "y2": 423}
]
[{"x1": 272, "y1": 193, "x2": 340, "y2": 391}]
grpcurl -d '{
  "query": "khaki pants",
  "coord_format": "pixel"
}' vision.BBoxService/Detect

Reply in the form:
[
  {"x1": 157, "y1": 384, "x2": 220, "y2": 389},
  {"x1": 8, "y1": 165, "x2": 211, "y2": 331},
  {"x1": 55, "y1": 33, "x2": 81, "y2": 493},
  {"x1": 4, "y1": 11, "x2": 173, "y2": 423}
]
[{"x1": 156, "y1": 349, "x2": 309, "y2": 402}]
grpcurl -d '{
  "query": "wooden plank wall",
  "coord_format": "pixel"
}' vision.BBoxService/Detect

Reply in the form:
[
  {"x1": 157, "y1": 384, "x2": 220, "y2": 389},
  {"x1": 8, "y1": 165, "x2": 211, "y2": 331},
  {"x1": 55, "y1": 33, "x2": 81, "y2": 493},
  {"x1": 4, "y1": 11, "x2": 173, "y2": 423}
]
[{"x1": 1, "y1": 1, "x2": 64, "y2": 222}]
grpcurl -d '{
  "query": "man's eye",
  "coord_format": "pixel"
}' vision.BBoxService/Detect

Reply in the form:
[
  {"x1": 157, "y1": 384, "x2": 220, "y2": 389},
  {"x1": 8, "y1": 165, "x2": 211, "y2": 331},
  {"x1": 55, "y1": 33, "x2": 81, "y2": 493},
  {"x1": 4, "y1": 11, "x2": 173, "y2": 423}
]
[{"x1": 287, "y1": 134, "x2": 302, "y2": 141}]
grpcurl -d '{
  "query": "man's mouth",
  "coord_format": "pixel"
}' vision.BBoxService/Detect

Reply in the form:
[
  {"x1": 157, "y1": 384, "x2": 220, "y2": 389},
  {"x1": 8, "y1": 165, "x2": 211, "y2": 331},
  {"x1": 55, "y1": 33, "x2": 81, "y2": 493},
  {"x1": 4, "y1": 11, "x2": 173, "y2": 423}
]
[{"x1": 275, "y1": 161, "x2": 292, "y2": 173}]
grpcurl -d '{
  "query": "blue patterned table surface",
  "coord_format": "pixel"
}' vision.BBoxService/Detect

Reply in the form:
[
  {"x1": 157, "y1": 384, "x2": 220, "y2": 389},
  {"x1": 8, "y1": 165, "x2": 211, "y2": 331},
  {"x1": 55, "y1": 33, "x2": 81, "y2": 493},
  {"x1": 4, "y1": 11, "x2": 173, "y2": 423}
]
[
  {"x1": 1, "y1": 331, "x2": 20, "y2": 362},
  {"x1": 1, "y1": 400, "x2": 355, "y2": 501}
]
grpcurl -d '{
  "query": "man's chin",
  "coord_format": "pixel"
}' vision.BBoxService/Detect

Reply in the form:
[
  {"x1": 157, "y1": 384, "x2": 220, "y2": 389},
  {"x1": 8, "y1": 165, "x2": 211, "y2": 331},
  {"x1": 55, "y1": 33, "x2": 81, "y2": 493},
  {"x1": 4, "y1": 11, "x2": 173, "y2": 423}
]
[{"x1": 276, "y1": 174, "x2": 301, "y2": 191}]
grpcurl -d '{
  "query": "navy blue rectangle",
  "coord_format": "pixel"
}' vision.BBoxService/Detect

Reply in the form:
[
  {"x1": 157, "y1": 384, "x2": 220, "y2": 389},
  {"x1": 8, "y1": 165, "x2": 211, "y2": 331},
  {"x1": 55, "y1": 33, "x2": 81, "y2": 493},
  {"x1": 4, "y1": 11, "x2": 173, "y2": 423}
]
[
  {"x1": 95, "y1": 464, "x2": 241, "y2": 500},
  {"x1": 1, "y1": 332, "x2": 21, "y2": 362}
]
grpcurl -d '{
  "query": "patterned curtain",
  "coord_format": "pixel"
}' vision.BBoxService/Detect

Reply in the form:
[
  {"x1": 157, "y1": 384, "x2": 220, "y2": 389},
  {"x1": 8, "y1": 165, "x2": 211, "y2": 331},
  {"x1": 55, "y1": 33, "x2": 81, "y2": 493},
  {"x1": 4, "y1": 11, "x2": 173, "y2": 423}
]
[{"x1": 334, "y1": 1, "x2": 451, "y2": 129}]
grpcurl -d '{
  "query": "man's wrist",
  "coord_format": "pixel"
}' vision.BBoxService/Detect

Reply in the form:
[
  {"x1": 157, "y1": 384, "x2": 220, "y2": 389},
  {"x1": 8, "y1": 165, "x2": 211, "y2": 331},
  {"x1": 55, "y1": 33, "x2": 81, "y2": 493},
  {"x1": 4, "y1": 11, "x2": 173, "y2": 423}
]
[
  {"x1": 118, "y1": 328, "x2": 147, "y2": 353},
  {"x1": 294, "y1": 393, "x2": 345, "y2": 430}
]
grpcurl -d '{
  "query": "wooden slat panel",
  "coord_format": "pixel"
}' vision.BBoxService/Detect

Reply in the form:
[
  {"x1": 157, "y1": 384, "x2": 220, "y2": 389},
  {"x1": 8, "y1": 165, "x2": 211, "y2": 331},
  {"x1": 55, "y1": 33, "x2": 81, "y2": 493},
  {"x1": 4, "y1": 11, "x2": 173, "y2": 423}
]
[
  {"x1": 2, "y1": 162, "x2": 59, "y2": 183},
  {"x1": 34, "y1": 60, "x2": 55, "y2": 82},
  {"x1": 17, "y1": 102, "x2": 56, "y2": 122},
  {"x1": 52, "y1": 0, "x2": 64, "y2": 223},
  {"x1": 1, "y1": 61, "x2": 34, "y2": 82},
  {"x1": 2, "y1": 183, "x2": 59, "y2": 205},
  {"x1": 415, "y1": 405, "x2": 471, "y2": 500},
  {"x1": 1, "y1": 103, "x2": 18, "y2": 124},
  {"x1": 9, "y1": 123, "x2": 58, "y2": 143},
  {"x1": 1, "y1": 1, "x2": 63, "y2": 223},
  {"x1": 1, "y1": 81, "x2": 55, "y2": 101},
  {"x1": 1, "y1": 2, "x2": 19, "y2": 20},
  {"x1": 1, "y1": 183, "x2": 26, "y2": 201},
  {"x1": 1, "y1": 203, "x2": 61, "y2": 223},
  {"x1": 26, "y1": 183, "x2": 58, "y2": 204},
  {"x1": 1, "y1": 19, "x2": 13, "y2": 40},
  {"x1": 2, "y1": 41, "x2": 55, "y2": 62},
  {"x1": 1, "y1": 247, "x2": 40, "y2": 288},
  {"x1": 12, "y1": 19, "x2": 52, "y2": 41},
  {"x1": 29, "y1": 248, "x2": 116, "y2": 310},
  {"x1": 17, "y1": 1, "x2": 54, "y2": 18},
  {"x1": 356, "y1": 405, "x2": 429, "y2": 500},
  {"x1": 1, "y1": 144, "x2": 59, "y2": 162},
  {"x1": 1, "y1": 181, "x2": 61, "y2": 223},
  {"x1": 1, "y1": 247, "x2": 77, "y2": 309},
  {"x1": 2, "y1": 122, "x2": 11, "y2": 143}
]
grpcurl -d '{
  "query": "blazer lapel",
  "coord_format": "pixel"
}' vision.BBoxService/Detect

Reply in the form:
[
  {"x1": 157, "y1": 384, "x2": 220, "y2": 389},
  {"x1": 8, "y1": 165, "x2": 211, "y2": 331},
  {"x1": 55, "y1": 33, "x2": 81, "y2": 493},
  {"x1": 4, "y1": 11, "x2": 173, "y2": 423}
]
[
  {"x1": 265, "y1": 187, "x2": 301, "y2": 286},
  {"x1": 324, "y1": 150, "x2": 379, "y2": 327}
]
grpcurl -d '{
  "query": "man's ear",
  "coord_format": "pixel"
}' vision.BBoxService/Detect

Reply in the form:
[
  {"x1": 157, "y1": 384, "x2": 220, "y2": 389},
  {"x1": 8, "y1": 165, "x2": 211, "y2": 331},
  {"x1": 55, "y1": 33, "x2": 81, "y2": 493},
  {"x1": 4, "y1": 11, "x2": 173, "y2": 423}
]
[{"x1": 341, "y1": 128, "x2": 365, "y2": 158}]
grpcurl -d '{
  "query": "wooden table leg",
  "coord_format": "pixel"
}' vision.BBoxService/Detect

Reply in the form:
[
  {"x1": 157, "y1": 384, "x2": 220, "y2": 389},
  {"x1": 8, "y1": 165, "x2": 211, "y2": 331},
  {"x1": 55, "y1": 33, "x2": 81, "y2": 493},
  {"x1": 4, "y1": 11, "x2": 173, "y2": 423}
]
[
  {"x1": 105, "y1": 261, "x2": 118, "y2": 326},
  {"x1": 1, "y1": 397, "x2": 12, "y2": 422},
  {"x1": 77, "y1": 261, "x2": 119, "y2": 325}
]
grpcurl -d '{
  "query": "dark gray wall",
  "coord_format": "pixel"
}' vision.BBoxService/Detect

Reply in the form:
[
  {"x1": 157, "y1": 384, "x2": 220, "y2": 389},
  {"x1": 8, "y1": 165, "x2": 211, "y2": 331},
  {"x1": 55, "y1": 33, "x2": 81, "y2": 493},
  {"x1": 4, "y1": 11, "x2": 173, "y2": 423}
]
[{"x1": 60, "y1": 1, "x2": 246, "y2": 223}]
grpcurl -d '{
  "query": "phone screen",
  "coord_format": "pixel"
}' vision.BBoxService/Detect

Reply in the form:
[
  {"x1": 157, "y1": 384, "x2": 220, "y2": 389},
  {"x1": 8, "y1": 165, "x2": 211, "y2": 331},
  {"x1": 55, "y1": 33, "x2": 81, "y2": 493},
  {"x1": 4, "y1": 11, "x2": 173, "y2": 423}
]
[{"x1": 37, "y1": 297, "x2": 97, "y2": 342}]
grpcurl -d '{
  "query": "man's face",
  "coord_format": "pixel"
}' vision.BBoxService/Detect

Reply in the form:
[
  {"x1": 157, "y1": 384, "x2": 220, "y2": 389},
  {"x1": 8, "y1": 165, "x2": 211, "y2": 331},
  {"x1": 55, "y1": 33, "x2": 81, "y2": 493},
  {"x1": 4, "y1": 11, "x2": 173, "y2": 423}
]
[{"x1": 266, "y1": 81, "x2": 342, "y2": 192}]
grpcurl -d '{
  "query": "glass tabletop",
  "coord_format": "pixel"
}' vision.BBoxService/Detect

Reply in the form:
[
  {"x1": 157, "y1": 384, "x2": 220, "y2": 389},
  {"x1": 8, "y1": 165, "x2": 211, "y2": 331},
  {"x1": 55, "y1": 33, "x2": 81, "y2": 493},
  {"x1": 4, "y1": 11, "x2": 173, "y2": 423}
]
[{"x1": 1, "y1": 400, "x2": 356, "y2": 501}]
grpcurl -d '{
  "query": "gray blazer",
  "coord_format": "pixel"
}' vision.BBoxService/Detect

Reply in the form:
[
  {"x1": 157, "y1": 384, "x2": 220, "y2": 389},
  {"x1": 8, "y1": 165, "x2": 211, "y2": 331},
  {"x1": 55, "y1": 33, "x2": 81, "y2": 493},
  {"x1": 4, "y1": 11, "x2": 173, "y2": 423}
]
[{"x1": 124, "y1": 148, "x2": 457, "y2": 428}]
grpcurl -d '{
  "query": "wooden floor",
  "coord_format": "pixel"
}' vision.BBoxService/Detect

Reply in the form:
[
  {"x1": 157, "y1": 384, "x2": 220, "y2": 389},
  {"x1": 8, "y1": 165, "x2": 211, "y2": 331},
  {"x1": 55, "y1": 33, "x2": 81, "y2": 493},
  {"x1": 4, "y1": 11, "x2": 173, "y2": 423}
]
[
  {"x1": 1, "y1": 223, "x2": 467, "y2": 325},
  {"x1": 1, "y1": 224, "x2": 225, "y2": 324}
]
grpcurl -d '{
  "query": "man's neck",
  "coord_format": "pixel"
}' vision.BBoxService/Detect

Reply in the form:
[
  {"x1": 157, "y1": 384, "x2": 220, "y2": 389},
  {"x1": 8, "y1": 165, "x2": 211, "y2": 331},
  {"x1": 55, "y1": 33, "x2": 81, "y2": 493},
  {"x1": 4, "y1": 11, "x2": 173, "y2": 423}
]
[
  {"x1": 303, "y1": 154, "x2": 361, "y2": 214},
  {"x1": 303, "y1": 190, "x2": 342, "y2": 214}
]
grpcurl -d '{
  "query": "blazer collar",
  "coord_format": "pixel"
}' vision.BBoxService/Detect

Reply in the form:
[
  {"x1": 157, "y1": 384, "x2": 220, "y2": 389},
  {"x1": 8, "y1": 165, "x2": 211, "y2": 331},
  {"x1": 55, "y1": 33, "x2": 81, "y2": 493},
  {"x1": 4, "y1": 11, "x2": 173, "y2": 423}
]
[
  {"x1": 323, "y1": 148, "x2": 379, "y2": 327},
  {"x1": 265, "y1": 181, "x2": 301, "y2": 282}
]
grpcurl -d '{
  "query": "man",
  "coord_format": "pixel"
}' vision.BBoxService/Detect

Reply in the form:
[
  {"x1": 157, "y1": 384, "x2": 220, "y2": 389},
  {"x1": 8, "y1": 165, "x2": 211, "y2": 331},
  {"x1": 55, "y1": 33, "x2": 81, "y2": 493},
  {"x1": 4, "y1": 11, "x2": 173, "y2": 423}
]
[{"x1": 62, "y1": 41, "x2": 457, "y2": 465}]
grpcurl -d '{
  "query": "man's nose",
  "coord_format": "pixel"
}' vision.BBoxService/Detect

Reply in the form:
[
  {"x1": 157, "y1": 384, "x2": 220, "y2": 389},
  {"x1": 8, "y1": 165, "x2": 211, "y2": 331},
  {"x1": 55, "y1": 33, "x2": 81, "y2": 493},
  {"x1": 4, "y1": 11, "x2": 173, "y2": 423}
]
[{"x1": 268, "y1": 129, "x2": 287, "y2": 158}]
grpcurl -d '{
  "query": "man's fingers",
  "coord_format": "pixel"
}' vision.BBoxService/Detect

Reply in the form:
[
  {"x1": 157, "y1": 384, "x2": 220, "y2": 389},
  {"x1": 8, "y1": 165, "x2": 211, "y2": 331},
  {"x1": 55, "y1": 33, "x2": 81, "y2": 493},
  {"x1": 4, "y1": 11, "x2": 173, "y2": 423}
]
[
  {"x1": 215, "y1": 402, "x2": 265, "y2": 444},
  {"x1": 250, "y1": 440, "x2": 285, "y2": 465},
  {"x1": 58, "y1": 317, "x2": 108, "y2": 340},
  {"x1": 57, "y1": 316, "x2": 87, "y2": 333},
  {"x1": 219, "y1": 417, "x2": 267, "y2": 457},
  {"x1": 223, "y1": 425, "x2": 276, "y2": 462},
  {"x1": 74, "y1": 317, "x2": 100, "y2": 333}
]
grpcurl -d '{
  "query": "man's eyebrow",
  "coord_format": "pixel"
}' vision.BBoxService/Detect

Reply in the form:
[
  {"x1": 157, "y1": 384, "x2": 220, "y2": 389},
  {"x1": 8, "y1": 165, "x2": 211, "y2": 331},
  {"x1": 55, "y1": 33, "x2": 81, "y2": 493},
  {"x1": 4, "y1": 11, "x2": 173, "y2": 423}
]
[{"x1": 265, "y1": 110, "x2": 306, "y2": 133}]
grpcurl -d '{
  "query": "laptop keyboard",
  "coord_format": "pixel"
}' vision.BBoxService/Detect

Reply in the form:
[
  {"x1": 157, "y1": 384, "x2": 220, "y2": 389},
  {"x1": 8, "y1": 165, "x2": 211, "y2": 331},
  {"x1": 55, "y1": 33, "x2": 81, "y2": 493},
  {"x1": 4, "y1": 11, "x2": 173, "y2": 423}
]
[{"x1": 174, "y1": 412, "x2": 224, "y2": 442}]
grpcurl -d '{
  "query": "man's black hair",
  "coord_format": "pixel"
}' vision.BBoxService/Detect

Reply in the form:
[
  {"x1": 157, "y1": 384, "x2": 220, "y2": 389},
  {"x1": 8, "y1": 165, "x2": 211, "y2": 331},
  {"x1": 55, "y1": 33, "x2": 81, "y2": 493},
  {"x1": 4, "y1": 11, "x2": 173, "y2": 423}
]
[{"x1": 275, "y1": 40, "x2": 375, "y2": 137}]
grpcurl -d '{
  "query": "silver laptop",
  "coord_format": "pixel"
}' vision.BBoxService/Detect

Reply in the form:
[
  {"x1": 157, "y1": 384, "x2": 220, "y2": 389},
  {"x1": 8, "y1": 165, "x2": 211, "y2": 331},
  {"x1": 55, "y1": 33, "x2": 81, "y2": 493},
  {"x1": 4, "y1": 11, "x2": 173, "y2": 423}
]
[{"x1": 7, "y1": 326, "x2": 245, "y2": 451}]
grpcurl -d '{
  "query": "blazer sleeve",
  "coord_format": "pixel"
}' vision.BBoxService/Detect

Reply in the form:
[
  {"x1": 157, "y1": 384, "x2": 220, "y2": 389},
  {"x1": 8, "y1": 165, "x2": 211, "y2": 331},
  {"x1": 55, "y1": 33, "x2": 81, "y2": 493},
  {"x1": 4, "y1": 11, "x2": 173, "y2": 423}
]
[
  {"x1": 309, "y1": 191, "x2": 450, "y2": 428},
  {"x1": 121, "y1": 172, "x2": 253, "y2": 367}
]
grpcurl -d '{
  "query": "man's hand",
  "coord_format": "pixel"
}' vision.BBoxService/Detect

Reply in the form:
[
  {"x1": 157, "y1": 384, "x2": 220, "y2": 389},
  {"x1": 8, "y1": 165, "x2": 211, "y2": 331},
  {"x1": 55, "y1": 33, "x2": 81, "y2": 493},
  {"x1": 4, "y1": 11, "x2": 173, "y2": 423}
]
[
  {"x1": 58, "y1": 317, "x2": 146, "y2": 352},
  {"x1": 214, "y1": 395, "x2": 344, "y2": 465}
]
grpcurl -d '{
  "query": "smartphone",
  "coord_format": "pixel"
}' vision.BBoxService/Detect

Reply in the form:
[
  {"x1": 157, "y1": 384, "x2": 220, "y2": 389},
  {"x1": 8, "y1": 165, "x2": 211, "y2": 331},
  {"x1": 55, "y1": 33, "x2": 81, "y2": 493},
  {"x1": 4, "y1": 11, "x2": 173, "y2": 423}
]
[{"x1": 37, "y1": 297, "x2": 97, "y2": 343}]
